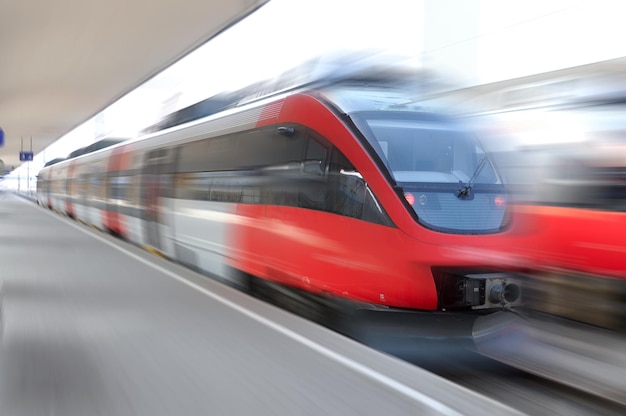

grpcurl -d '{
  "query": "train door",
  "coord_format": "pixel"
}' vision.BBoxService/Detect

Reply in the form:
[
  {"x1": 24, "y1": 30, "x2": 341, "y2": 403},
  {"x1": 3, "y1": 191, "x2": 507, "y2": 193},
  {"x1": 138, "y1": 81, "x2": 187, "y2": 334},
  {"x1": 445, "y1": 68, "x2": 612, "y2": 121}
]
[{"x1": 141, "y1": 148, "x2": 176, "y2": 256}]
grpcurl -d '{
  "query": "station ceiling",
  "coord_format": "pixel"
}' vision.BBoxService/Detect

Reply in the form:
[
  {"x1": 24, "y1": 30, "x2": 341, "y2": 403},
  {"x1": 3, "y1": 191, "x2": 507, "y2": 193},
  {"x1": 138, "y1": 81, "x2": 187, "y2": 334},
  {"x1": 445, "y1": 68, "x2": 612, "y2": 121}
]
[{"x1": 0, "y1": 0, "x2": 269, "y2": 171}]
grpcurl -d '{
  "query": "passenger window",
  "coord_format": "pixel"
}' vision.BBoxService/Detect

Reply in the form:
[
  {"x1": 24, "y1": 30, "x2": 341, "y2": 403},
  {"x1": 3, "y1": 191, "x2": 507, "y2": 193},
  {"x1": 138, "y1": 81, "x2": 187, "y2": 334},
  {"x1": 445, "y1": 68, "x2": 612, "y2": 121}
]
[
  {"x1": 298, "y1": 134, "x2": 329, "y2": 210},
  {"x1": 303, "y1": 136, "x2": 327, "y2": 176},
  {"x1": 171, "y1": 125, "x2": 392, "y2": 226},
  {"x1": 327, "y1": 149, "x2": 391, "y2": 225}
]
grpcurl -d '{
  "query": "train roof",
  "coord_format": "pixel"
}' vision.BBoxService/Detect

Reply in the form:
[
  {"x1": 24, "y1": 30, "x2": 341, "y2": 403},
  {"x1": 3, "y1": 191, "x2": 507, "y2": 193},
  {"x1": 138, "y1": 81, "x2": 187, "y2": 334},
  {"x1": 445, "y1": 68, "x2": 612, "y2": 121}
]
[
  {"x1": 39, "y1": 137, "x2": 128, "y2": 171},
  {"x1": 84, "y1": 137, "x2": 127, "y2": 153},
  {"x1": 43, "y1": 157, "x2": 66, "y2": 167},
  {"x1": 315, "y1": 81, "x2": 431, "y2": 114},
  {"x1": 141, "y1": 53, "x2": 449, "y2": 135},
  {"x1": 64, "y1": 137, "x2": 128, "y2": 161}
]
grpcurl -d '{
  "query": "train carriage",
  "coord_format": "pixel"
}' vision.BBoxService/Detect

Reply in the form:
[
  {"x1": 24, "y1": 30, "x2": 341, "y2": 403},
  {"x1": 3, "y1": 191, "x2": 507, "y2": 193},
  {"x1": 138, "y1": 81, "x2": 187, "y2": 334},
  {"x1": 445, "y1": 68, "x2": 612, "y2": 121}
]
[{"x1": 37, "y1": 67, "x2": 523, "y2": 345}]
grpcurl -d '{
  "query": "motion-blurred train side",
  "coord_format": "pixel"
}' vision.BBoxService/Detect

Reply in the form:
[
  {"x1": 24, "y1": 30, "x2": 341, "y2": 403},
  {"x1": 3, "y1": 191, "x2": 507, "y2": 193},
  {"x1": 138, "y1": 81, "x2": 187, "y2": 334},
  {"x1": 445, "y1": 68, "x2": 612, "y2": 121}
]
[
  {"x1": 37, "y1": 67, "x2": 522, "y2": 345},
  {"x1": 513, "y1": 138, "x2": 626, "y2": 331},
  {"x1": 471, "y1": 99, "x2": 626, "y2": 332}
]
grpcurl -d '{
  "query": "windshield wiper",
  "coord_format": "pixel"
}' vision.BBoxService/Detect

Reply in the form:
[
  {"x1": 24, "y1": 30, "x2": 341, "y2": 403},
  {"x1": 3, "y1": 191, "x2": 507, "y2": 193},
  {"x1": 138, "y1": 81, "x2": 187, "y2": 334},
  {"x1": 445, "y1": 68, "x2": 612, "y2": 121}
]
[{"x1": 457, "y1": 157, "x2": 488, "y2": 199}]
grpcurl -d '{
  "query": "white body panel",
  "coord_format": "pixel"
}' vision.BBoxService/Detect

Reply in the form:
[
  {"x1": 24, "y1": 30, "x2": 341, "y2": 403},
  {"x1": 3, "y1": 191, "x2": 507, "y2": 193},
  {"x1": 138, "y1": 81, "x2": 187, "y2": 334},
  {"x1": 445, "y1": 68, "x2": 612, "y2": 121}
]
[
  {"x1": 126, "y1": 215, "x2": 144, "y2": 246},
  {"x1": 159, "y1": 198, "x2": 178, "y2": 258},
  {"x1": 170, "y1": 198, "x2": 235, "y2": 279},
  {"x1": 74, "y1": 200, "x2": 88, "y2": 223}
]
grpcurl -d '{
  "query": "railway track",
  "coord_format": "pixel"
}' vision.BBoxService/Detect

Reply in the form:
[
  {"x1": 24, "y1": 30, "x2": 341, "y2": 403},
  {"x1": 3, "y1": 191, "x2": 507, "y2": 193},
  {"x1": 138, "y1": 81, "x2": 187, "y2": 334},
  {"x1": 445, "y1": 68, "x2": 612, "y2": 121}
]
[{"x1": 428, "y1": 354, "x2": 626, "y2": 416}]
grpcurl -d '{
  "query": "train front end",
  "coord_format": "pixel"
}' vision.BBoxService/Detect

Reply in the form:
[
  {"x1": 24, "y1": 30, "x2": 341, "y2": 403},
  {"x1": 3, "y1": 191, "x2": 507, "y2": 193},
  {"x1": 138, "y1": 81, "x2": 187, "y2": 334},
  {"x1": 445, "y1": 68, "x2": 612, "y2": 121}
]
[
  {"x1": 354, "y1": 109, "x2": 522, "y2": 311},
  {"x1": 317, "y1": 81, "x2": 525, "y2": 356}
]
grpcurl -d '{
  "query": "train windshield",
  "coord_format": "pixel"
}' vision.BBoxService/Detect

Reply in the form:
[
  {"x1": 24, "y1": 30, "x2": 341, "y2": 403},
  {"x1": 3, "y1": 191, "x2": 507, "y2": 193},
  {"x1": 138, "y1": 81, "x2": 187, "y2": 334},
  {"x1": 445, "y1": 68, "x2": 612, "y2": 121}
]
[{"x1": 351, "y1": 111, "x2": 509, "y2": 234}]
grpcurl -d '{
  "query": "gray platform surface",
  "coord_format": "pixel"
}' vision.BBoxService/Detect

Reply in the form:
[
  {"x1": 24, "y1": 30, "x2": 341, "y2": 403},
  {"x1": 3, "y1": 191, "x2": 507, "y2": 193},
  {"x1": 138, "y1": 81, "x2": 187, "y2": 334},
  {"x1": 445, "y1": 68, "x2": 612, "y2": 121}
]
[{"x1": 0, "y1": 191, "x2": 523, "y2": 415}]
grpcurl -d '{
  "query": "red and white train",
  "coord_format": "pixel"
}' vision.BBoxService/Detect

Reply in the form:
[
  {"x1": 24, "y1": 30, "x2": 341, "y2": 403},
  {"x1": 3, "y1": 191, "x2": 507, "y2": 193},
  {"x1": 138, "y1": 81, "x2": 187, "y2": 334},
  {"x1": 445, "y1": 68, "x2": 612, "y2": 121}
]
[{"x1": 37, "y1": 67, "x2": 522, "y2": 344}]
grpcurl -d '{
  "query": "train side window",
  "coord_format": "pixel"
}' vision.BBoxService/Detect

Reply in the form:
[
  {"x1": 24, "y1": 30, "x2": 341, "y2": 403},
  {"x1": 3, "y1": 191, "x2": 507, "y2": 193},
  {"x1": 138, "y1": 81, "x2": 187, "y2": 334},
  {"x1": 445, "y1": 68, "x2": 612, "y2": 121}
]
[
  {"x1": 126, "y1": 172, "x2": 140, "y2": 208},
  {"x1": 327, "y1": 150, "x2": 361, "y2": 217},
  {"x1": 303, "y1": 135, "x2": 328, "y2": 176},
  {"x1": 328, "y1": 148, "x2": 392, "y2": 226},
  {"x1": 95, "y1": 173, "x2": 106, "y2": 202},
  {"x1": 171, "y1": 125, "x2": 389, "y2": 225},
  {"x1": 240, "y1": 125, "x2": 305, "y2": 169},
  {"x1": 247, "y1": 125, "x2": 303, "y2": 206},
  {"x1": 78, "y1": 175, "x2": 87, "y2": 199},
  {"x1": 68, "y1": 171, "x2": 78, "y2": 198},
  {"x1": 110, "y1": 174, "x2": 132, "y2": 203},
  {"x1": 175, "y1": 172, "x2": 206, "y2": 201},
  {"x1": 177, "y1": 136, "x2": 237, "y2": 173},
  {"x1": 297, "y1": 132, "x2": 329, "y2": 210},
  {"x1": 209, "y1": 175, "x2": 243, "y2": 203}
]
